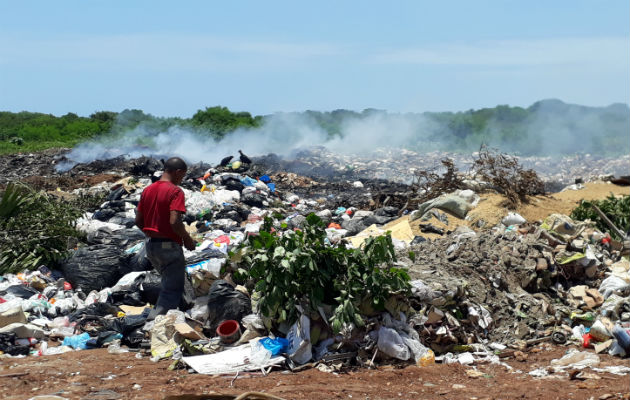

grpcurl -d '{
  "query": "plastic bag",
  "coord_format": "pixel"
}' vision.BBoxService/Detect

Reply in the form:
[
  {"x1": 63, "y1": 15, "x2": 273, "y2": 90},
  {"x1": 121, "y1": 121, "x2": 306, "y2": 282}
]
[
  {"x1": 599, "y1": 276, "x2": 630, "y2": 299},
  {"x1": 189, "y1": 296, "x2": 210, "y2": 322},
  {"x1": 502, "y1": 212, "x2": 526, "y2": 226},
  {"x1": 62, "y1": 332, "x2": 91, "y2": 350},
  {"x1": 61, "y1": 244, "x2": 126, "y2": 293},
  {"x1": 259, "y1": 337, "x2": 289, "y2": 356},
  {"x1": 206, "y1": 280, "x2": 251, "y2": 333},
  {"x1": 377, "y1": 326, "x2": 410, "y2": 360},
  {"x1": 250, "y1": 339, "x2": 272, "y2": 365},
  {"x1": 400, "y1": 333, "x2": 433, "y2": 365},
  {"x1": 550, "y1": 349, "x2": 600, "y2": 369},
  {"x1": 287, "y1": 314, "x2": 312, "y2": 364}
]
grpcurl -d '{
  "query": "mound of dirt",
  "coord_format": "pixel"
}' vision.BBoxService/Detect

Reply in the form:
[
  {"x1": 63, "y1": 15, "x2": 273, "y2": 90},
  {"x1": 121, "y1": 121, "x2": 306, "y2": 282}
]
[{"x1": 468, "y1": 182, "x2": 630, "y2": 227}]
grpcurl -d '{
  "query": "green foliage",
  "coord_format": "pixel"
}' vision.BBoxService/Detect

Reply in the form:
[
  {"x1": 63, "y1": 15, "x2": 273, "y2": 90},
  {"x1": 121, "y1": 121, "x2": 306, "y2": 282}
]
[
  {"x1": 1, "y1": 99, "x2": 627, "y2": 156},
  {"x1": 0, "y1": 183, "x2": 84, "y2": 273},
  {"x1": 237, "y1": 214, "x2": 411, "y2": 333},
  {"x1": 191, "y1": 106, "x2": 263, "y2": 138},
  {"x1": 0, "y1": 111, "x2": 114, "y2": 154},
  {"x1": 570, "y1": 194, "x2": 630, "y2": 240}
]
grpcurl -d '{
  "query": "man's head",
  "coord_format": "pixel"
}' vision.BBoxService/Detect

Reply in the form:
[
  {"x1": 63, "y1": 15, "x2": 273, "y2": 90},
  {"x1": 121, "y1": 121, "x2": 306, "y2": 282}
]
[{"x1": 163, "y1": 157, "x2": 187, "y2": 185}]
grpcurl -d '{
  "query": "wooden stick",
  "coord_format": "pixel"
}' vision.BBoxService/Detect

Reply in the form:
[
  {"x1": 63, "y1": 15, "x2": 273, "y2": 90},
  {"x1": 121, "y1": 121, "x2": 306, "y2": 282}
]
[{"x1": 0, "y1": 372, "x2": 29, "y2": 378}]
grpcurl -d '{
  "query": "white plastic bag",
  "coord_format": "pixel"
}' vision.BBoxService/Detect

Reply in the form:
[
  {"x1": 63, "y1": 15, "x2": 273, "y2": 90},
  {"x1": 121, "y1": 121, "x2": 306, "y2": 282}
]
[
  {"x1": 400, "y1": 333, "x2": 430, "y2": 363},
  {"x1": 377, "y1": 326, "x2": 410, "y2": 360},
  {"x1": 502, "y1": 212, "x2": 526, "y2": 226},
  {"x1": 550, "y1": 349, "x2": 600, "y2": 369},
  {"x1": 599, "y1": 275, "x2": 630, "y2": 299},
  {"x1": 189, "y1": 296, "x2": 209, "y2": 322},
  {"x1": 249, "y1": 339, "x2": 272, "y2": 365}
]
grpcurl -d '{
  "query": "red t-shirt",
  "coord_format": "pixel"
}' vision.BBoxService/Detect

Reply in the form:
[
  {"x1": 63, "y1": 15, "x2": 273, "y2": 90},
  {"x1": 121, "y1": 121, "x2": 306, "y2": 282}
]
[{"x1": 137, "y1": 181, "x2": 187, "y2": 244}]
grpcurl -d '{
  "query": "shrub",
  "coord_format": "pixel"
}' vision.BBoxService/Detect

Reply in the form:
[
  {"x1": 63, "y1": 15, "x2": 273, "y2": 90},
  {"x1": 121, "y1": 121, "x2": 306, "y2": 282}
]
[
  {"x1": 0, "y1": 183, "x2": 84, "y2": 273},
  {"x1": 571, "y1": 194, "x2": 630, "y2": 240},
  {"x1": 235, "y1": 214, "x2": 410, "y2": 333}
]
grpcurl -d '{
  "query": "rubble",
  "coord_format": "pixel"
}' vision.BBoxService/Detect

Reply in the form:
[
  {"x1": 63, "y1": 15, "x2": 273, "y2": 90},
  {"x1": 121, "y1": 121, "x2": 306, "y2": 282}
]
[{"x1": 0, "y1": 149, "x2": 628, "y2": 382}]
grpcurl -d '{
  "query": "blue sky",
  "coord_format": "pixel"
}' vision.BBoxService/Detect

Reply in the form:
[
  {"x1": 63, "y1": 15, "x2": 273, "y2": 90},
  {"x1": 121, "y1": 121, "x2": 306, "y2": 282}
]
[{"x1": 0, "y1": 1, "x2": 628, "y2": 117}]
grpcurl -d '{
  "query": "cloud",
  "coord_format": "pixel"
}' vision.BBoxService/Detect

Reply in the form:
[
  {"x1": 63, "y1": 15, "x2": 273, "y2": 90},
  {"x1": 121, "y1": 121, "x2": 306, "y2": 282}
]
[
  {"x1": 369, "y1": 37, "x2": 629, "y2": 67},
  {"x1": 0, "y1": 33, "x2": 341, "y2": 71}
]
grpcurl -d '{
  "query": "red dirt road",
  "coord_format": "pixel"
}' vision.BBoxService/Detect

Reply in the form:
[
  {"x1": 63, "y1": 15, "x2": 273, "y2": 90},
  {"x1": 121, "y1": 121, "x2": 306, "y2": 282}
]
[{"x1": 1, "y1": 346, "x2": 629, "y2": 399}]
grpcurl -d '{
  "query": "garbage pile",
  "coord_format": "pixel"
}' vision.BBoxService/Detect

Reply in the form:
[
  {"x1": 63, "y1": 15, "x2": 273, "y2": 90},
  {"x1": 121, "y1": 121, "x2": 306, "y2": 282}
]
[
  {"x1": 0, "y1": 153, "x2": 628, "y2": 379},
  {"x1": 405, "y1": 212, "x2": 630, "y2": 362},
  {"x1": 2, "y1": 147, "x2": 628, "y2": 189}
]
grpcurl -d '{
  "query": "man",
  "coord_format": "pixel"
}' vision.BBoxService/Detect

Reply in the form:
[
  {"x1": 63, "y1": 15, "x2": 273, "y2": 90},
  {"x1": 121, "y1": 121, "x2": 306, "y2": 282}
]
[{"x1": 135, "y1": 157, "x2": 196, "y2": 318}]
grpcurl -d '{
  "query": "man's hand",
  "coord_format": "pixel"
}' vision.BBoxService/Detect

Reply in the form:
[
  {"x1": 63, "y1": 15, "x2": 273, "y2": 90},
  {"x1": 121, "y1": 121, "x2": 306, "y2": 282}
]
[
  {"x1": 170, "y1": 210, "x2": 196, "y2": 250},
  {"x1": 183, "y1": 236, "x2": 196, "y2": 251}
]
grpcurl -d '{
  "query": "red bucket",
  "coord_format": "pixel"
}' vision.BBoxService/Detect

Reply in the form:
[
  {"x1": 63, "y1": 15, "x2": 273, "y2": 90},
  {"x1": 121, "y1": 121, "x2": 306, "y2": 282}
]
[{"x1": 216, "y1": 320, "x2": 241, "y2": 344}]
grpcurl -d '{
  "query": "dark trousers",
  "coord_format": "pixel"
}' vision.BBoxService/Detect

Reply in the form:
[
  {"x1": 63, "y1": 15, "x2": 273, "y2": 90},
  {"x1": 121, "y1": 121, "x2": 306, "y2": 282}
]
[{"x1": 145, "y1": 239, "x2": 186, "y2": 317}]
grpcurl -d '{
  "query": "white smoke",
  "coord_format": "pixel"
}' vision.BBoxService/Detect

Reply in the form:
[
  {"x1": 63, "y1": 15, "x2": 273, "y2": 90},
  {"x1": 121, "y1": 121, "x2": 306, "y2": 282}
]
[
  {"x1": 57, "y1": 100, "x2": 630, "y2": 172},
  {"x1": 57, "y1": 111, "x2": 436, "y2": 171}
]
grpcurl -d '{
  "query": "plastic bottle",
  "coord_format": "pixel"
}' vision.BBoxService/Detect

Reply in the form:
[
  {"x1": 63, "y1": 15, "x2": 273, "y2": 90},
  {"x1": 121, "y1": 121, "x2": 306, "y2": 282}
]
[{"x1": 570, "y1": 312, "x2": 595, "y2": 323}]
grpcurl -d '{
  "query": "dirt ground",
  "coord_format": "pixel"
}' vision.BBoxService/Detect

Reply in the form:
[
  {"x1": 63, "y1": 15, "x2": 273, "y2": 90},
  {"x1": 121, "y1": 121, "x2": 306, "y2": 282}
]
[
  {"x1": 1, "y1": 345, "x2": 628, "y2": 400},
  {"x1": 468, "y1": 182, "x2": 630, "y2": 227}
]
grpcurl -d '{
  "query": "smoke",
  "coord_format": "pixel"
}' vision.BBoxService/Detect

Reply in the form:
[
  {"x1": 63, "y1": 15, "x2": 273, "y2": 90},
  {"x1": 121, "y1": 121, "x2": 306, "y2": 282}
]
[
  {"x1": 57, "y1": 111, "x2": 439, "y2": 171},
  {"x1": 57, "y1": 100, "x2": 629, "y2": 171}
]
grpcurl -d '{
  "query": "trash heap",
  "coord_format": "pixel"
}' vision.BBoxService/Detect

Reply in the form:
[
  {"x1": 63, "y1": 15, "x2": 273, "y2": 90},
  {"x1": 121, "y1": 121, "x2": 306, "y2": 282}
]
[
  {"x1": 405, "y1": 212, "x2": 630, "y2": 363},
  {"x1": 0, "y1": 155, "x2": 628, "y2": 377}
]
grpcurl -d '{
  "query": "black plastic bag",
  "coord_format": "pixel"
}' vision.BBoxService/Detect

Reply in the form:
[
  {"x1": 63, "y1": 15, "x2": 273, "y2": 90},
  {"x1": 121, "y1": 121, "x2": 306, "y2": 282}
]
[
  {"x1": 137, "y1": 272, "x2": 161, "y2": 305},
  {"x1": 206, "y1": 280, "x2": 251, "y2": 333},
  {"x1": 68, "y1": 302, "x2": 120, "y2": 323},
  {"x1": 61, "y1": 245, "x2": 127, "y2": 293},
  {"x1": 223, "y1": 179, "x2": 245, "y2": 192},
  {"x1": 93, "y1": 208, "x2": 116, "y2": 221},
  {"x1": 0, "y1": 332, "x2": 29, "y2": 356},
  {"x1": 107, "y1": 309, "x2": 150, "y2": 336},
  {"x1": 121, "y1": 244, "x2": 153, "y2": 275},
  {"x1": 0, "y1": 284, "x2": 39, "y2": 299},
  {"x1": 123, "y1": 328, "x2": 146, "y2": 348},
  {"x1": 87, "y1": 228, "x2": 145, "y2": 247},
  {"x1": 137, "y1": 271, "x2": 194, "y2": 310},
  {"x1": 107, "y1": 186, "x2": 127, "y2": 201},
  {"x1": 242, "y1": 193, "x2": 265, "y2": 208},
  {"x1": 110, "y1": 290, "x2": 145, "y2": 307}
]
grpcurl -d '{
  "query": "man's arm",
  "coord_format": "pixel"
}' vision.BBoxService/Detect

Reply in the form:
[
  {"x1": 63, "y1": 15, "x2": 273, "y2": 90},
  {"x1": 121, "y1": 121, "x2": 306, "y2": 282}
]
[
  {"x1": 135, "y1": 210, "x2": 145, "y2": 230},
  {"x1": 170, "y1": 210, "x2": 195, "y2": 250}
]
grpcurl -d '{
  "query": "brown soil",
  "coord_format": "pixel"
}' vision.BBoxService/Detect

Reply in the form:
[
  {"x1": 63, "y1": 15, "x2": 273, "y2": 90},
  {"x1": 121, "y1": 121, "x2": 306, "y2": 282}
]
[
  {"x1": 382, "y1": 182, "x2": 629, "y2": 241},
  {"x1": 1, "y1": 346, "x2": 628, "y2": 400},
  {"x1": 468, "y1": 182, "x2": 629, "y2": 228}
]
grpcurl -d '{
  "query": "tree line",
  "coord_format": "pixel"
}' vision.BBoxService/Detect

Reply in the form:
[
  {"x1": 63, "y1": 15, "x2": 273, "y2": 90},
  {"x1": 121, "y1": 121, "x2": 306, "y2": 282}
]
[{"x1": 1, "y1": 99, "x2": 628, "y2": 156}]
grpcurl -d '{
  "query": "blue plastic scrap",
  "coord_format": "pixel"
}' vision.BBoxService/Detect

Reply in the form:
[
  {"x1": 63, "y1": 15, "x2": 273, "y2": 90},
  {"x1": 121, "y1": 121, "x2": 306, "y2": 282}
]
[
  {"x1": 259, "y1": 337, "x2": 289, "y2": 356},
  {"x1": 62, "y1": 332, "x2": 91, "y2": 350},
  {"x1": 240, "y1": 177, "x2": 257, "y2": 187}
]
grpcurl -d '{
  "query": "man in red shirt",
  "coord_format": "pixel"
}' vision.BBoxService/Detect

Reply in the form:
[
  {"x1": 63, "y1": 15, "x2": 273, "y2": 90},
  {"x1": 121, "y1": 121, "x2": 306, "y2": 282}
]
[{"x1": 135, "y1": 157, "x2": 196, "y2": 318}]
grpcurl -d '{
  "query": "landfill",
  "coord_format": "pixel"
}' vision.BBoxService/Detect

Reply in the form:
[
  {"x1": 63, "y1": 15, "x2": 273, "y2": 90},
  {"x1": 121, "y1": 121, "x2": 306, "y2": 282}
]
[{"x1": 0, "y1": 148, "x2": 629, "y2": 389}]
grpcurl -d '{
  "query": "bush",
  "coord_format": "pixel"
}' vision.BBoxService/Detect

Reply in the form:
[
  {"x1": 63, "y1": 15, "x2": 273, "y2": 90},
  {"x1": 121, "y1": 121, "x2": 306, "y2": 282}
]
[
  {"x1": 472, "y1": 145, "x2": 545, "y2": 208},
  {"x1": 571, "y1": 194, "x2": 630, "y2": 240},
  {"x1": 0, "y1": 183, "x2": 84, "y2": 273},
  {"x1": 235, "y1": 214, "x2": 410, "y2": 333}
]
